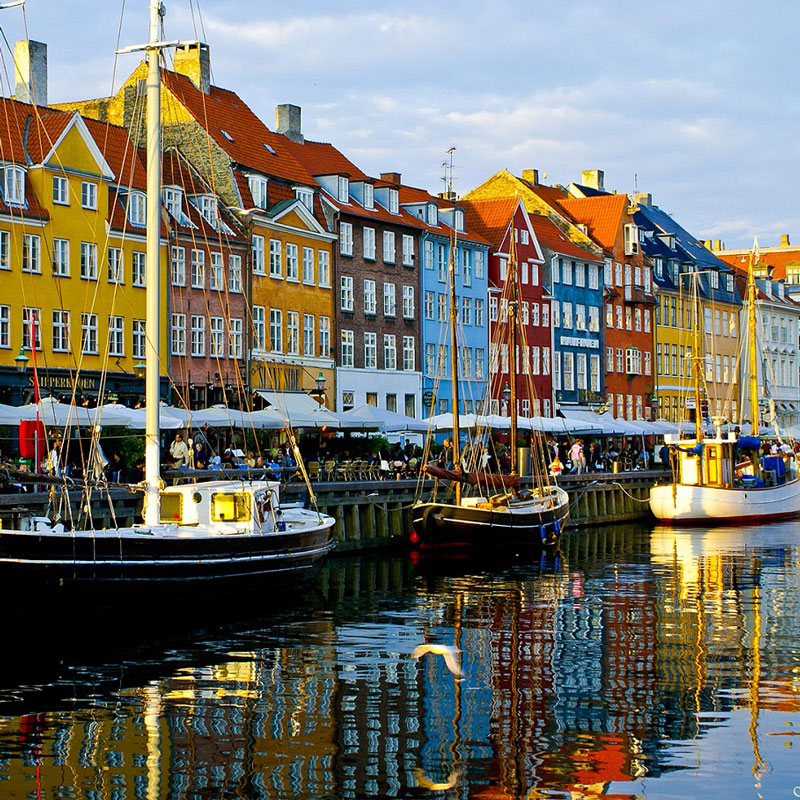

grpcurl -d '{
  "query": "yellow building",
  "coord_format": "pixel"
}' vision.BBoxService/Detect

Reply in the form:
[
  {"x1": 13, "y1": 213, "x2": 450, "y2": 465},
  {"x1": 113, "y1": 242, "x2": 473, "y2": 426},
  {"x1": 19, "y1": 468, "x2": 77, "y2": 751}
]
[{"x1": 0, "y1": 99, "x2": 165, "y2": 406}]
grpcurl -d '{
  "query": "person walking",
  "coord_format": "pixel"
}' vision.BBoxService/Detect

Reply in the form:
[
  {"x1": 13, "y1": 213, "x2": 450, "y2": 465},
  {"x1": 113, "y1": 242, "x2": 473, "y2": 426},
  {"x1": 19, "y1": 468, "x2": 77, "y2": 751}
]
[
  {"x1": 169, "y1": 433, "x2": 190, "y2": 467},
  {"x1": 569, "y1": 438, "x2": 586, "y2": 474}
]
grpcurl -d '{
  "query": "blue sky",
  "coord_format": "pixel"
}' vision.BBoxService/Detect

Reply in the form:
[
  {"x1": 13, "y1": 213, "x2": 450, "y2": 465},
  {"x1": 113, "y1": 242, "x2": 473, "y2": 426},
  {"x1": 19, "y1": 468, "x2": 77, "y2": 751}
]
[{"x1": 2, "y1": 0, "x2": 797, "y2": 249}]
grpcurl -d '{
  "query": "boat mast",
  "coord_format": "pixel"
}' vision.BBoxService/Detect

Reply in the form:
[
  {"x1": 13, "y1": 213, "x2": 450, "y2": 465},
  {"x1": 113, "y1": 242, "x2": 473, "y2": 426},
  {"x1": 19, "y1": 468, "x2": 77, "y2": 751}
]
[
  {"x1": 143, "y1": 0, "x2": 163, "y2": 525},
  {"x1": 508, "y1": 224, "x2": 519, "y2": 475},
  {"x1": 445, "y1": 148, "x2": 461, "y2": 504},
  {"x1": 747, "y1": 244, "x2": 759, "y2": 437},
  {"x1": 692, "y1": 271, "x2": 703, "y2": 445}
]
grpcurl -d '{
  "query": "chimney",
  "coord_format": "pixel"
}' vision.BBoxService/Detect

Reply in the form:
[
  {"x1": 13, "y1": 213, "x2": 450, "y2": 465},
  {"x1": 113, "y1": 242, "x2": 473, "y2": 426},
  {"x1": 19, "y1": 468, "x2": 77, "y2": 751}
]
[
  {"x1": 438, "y1": 191, "x2": 457, "y2": 202},
  {"x1": 780, "y1": 234, "x2": 791, "y2": 247},
  {"x1": 14, "y1": 40, "x2": 47, "y2": 106},
  {"x1": 581, "y1": 169, "x2": 604, "y2": 191},
  {"x1": 173, "y1": 42, "x2": 211, "y2": 94},
  {"x1": 522, "y1": 169, "x2": 539, "y2": 185},
  {"x1": 713, "y1": 239, "x2": 722, "y2": 251},
  {"x1": 275, "y1": 104, "x2": 303, "y2": 144},
  {"x1": 380, "y1": 172, "x2": 402, "y2": 185},
  {"x1": 633, "y1": 192, "x2": 651, "y2": 207}
]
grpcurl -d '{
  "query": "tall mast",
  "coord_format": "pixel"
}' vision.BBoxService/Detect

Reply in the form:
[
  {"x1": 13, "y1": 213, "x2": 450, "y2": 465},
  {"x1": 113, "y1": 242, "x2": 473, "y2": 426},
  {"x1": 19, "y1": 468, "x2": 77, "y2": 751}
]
[
  {"x1": 143, "y1": 0, "x2": 163, "y2": 525},
  {"x1": 444, "y1": 148, "x2": 461, "y2": 504},
  {"x1": 508, "y1": 223, "x2": 519, "y2": 475},
  {"x1": 747, "y1": 243, "x2": 759, "y2": 436},
  {"x1": 692, "y1": 271, "x2": 703, "y2": 445}
]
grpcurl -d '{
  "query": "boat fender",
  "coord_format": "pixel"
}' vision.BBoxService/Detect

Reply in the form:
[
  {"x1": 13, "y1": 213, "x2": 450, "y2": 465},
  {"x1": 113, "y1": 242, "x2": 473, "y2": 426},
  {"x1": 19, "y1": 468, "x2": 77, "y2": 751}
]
[
  {"x1": 539, "y1": 524, "x2": 546, "y2": 543},
  {"x1": 258, "y1": 494, "x2": 272, "y2": 521},
  {"x1": 553, "y1": 519, "x2": 560, "y2": 535}
]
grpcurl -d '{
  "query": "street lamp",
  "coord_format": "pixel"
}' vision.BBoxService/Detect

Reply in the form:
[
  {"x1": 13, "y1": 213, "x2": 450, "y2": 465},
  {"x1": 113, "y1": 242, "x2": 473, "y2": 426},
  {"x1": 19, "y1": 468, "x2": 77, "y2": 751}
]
[
  {"x1": 14, "y1": 346, "x2": 28, "y2": 373},
  {"x1": 310, "y1": 370, "x2": 326, "y2": 406},
  {"x1": 133, "y1": 359, "x2": 147, "y2": 380}
]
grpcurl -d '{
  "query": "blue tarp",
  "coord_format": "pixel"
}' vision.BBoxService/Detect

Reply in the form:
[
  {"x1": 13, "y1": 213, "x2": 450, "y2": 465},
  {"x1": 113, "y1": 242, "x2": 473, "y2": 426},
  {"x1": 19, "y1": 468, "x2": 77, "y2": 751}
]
[
  {"x1": 736, "y1": 436, "x2": 761, "y2": 450},
  {"x1": 763, "y1": 455, "x2": 786, "y2": 477}
]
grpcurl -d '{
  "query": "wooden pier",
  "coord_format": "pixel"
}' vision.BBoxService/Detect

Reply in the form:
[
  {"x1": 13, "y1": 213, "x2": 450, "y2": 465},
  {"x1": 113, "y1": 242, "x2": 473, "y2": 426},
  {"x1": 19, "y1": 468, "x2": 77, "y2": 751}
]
[{"x1": 0, "y1": 470, "x2": 667, "y2": 551}]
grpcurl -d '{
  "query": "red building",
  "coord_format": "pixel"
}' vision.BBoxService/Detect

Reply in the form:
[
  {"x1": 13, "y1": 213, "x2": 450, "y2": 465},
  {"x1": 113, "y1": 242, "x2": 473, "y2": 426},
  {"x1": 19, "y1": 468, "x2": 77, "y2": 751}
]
[{"x1": 462, "y1": 197, "x2": 553, "y2": 417}]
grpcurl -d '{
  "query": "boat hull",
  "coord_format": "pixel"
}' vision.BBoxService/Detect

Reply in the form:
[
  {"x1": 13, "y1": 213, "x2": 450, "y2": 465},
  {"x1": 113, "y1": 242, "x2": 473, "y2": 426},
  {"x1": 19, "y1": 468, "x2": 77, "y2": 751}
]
[
  {"x1": 649, "y1": 480, "x2": 800, "y2": 524},
  {"x1": 411, "y1": 490, "x2": 570, "y2": 551},
  {"x1": 0, "y1": 518, "x2": 336, "y2": 586}
]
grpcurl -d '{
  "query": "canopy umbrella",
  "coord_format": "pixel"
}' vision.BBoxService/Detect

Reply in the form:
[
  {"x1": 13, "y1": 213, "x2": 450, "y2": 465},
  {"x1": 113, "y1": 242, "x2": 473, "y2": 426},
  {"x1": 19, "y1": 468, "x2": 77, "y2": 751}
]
[
  {"x1": 97, "y1": 402, "x2": 185, "y2": 430},
  {"x1": 16, "y1": 398, "x2": 131, "y2": 427},
  {"x1": 187, "y1": 405, "x2": 284, "y2": 429},
  {"x1": 342, "y1": 404, "x2": 428, "y2": 433},
  {"x1": 0, "y1": 403, "x2": 23, "y2": 425}
]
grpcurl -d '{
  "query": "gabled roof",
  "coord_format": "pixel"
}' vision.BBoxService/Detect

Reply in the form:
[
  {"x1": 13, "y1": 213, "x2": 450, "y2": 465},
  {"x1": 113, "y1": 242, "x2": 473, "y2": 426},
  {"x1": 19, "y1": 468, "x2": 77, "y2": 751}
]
[
  {"x1": 556, "y1": 194, "x2": 628, "y2": 251},
  {"x1": 717, "y1": 248, "x2": 800, "y2": 282},
  {"x1": 460, "y1": 195, "x2": 518, "y2": 247},
  {"x1": 527, "y1": 214, "x2": 604, "y2": 263},
  {"x1": 162, "y1": 69, "x2": 316, "y2": 186},
  {"x1": 396, "y1": 183, "x2": 490, "y2": 245},
  {"x1": 83, "y1": 117, "x2": 146, "y2": 189}
]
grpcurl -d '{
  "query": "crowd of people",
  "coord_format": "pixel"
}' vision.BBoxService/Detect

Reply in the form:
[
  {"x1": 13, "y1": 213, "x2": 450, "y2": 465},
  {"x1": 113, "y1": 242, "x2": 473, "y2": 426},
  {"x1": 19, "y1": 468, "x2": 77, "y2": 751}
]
[{"x1": 544, "y1": 437, "x2": 666, "y2": 476}]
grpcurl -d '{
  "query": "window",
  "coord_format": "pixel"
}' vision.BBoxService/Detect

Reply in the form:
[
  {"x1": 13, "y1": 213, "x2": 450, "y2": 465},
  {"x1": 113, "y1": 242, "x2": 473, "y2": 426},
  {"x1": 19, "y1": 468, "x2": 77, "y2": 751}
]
[
  {"x1": 210, "y1": 317, "x2": 225, "y2": 357},
  {"x1": 644, "y1": 351, "x2": 652, "y2": 376},
  {"x1": 341, "y1": 330, "x2": 354, "y2": 367},
  {"x1": 606, "y1": 303, "x2": 614, "y2": 328},
  {"x1": 286, "y1": 243, "x2": 299, "y2": 281},
  {"x1": 52, "y1": 310, "x2": 70, "y2": 352},
  {"x1": 22, "y1": 234, "x2": 41, "y2": 273},
  {"x1": 302, "y1": 247, "x2": 314, "y2": 284},
  {"x1": 0, "y1": 305, "x2": 9, "y2": 347},
  {"x1": 386, "y1": 393, "x2": 397, "y2": 412},
  {"x1": 318, "y1": 250, "x2": 330, "y2": 286},
  {"x1": 296, "y1": 187, "x2": 314, "y2": 211},
  {"x1": 0, "y1": 231, "x2": 7, "y2": 270},
  {"x1": 490, "y1": 296, "x2": 498, "y2": 322},
  {"x1": 403, "y1": 336, "x2": 415, "y2": 370},
  {"x1": 338, "y1": 176, "x2": 349, "y2": 202},
  {"x1": 625, "y1": 347, "x2": 642, "y2": 375},
  {"x1": 80, "y1": 242, "x2": 97, "y2": 280},
  {"x1": 389, "y1": 189, "x2": 399, "y2": 214},
  {"x1": 424, "y1": 239, "x2": 433, "y2": 270},
  {"x1": 108, "y1": 315, "x2": 125, "y2": 357},
  {"x1": 454, "y1": 209, "x2": 464, "y2": 232},
  {"x1": 460, "y1": 296, "x2": 473, "y2": 325},
  {"x1": 575, "y1": 262, "x2": 586, "y2": 287},
  {"x1": 588, "y1": 264, "x2": 599, "y2": 290},
  {"x1": 475, "y1": 299, "x2": 484, "y2": 327},
  {"x1": 197, "y1": 195, "x2": 217, "y2": 227},
  {"x1": 252, "y1": 235, "x2": 265, "y2": 274},
  {"x1": 340, "y1": 222, "x2": 353, "y2": 256},
  {"x1": 462, "y1": 249, "x2": 472, "y2": 286},
  {"x1": 364, "y1": 279, "x2": 377, "y2": 315},
  {"x1": 132, "y1": 319, "x2": 145, "y2": 359},
  {"x1": 709, "y1": 270, "x2": 720, "y2": 289},
  {"x1": 171, "y1": 247, "x2": 186, "y2": 286},
  {"x1": 170, "y1": 313, "x2": 185, "y2": 356},
  {"x1": 319, "y1": 316, "x2": 330, "y2": 357},
  {"x1": 551, "y1": 300, "x2": 560, "y2": 327},
  {"x1": 590, "y1": 354, "x2": 601, "y2": 392},
  {"x1": 577, "y1": 353, "x2": 587, "y2": 390},
  {"x1": 624, "y1": 223, "x2": 639, "y2": 254},
  {"x1": 190, "y1": 249, "x2": 205, "y2": 288},
  {"x1": 607, "y1": 346, "x2": 614, "y2": 372},
  {"x1": 500, "y1": 344, "x2": 509, "y2": 374},
  {"x1": 21, "y1": 307, "x2": 40, "y2": 350},
  {"x1": 340, "y1": 276, "x2": 354, "y2": 312},
  {"x1": 475, "y1": 250, "x2": 485, "y2": 279},
  {"x1": 229, "y1": 318, "x2": 243, "y2": 359},
  {"x1": 542, "y1": 304, "x2": 549, "y2": 328},
  {"x1": 163, "y1": 187, "x2": 182, "y2": 219},
  {"x1": 363, "y1": 227, "x2": 376, "y2": 260},
  {"x1": 128, "y1": 192, "x2": 145, "y2": 225},
  {"x1": 644, "y1": 309, "x2": 651, "y2": 333},
  {"x1": 634, "y1": 307, "x2": 642, "y2": 331},
  {"x1": 562, "y1": 302, "x2": 573, "y2": 329},
  {"x1": 269, "y1": 239, "x2": 282, "y2": 277},
  {"x1": 589, "y1": 305, "x2": 600, "y2": 332},
  {"x1": 615, "y1": 305, "x2": 623, "y2": 329},
  {"x1": 563, "y1": 352, "x2": 574, "y2": 390},
  {"x1": 364, "y1": 333, "x2": 378, "y2": 369},
  {"x1": 132, "y1": 251, "x2": 146, "y2": 287},
  {"x1": 252, "y1": 306, "x2": 265, "y2": 350},
  {"x1": 249, "y1": 176, "x2": 268, "y2": 209},
  {"x1": 108, "y1": 247, "x2": 123, "y2": 284},
  {"x1": 403, "y1": 285, "x2": 415, "y2": 319},
  {"x1": 81, "y1": 312, "x2": 98, "y2": 355},
  {"x1": 81, "y1": 181, "x2": 97, "y2": 210},
  {"x1": 210, "y1": 252, "x2": 224, "y2": 290},
  {"x1": 228, "y1": 256, "x2": 242, "y2": 293},
  {"x1": 500, "y1": 258, "x2": 508, "y2": 282},
  {"x1": 462, "y1": 347, "x2": 473, "y2": 377},
  {"x1": 475, "y1": 348, "x2": 485, "y2": 379},
  {"x1": 383, "y1": 283, "x2": 396, "y2": 317},
  {"x1": 384, "y1": 334, "x2": 397, "y2": 370},
  {"x1": 187, "y1": 315, "x2": 205, "y2": 357},
  {"x1": 575, "y1": 304, "x2": 586, "y2": 330},
  {"x1": 562, "y1": 259, "x2": 573, "y2": 285},
  {"x1": 438, "y1": 293, "x2": 447, "y2": 322},
  {"x1": 269, "y1": 309, "x2": 282, "y2": 352},
  {"x1": 531, "y1": 346, "x2": 540, "y2": 375},
  {"x1": 616, "y1": 348, "x2": 624, "y2": 372},
  {"x1": 4, "y1": 165, "x2": 25, "y2": 205},
  {"x1": 287, "y1": 311, "x2": 299, "y2": 355},
  {"x1": 425, "y1": 343, "x2": 435, "y2": 375},
  {"x1": 52, "y1": 239, "x2": 70, "y2": 277},
  {"x1": 424, "y1": 291, "x2": 435, "y2": 320},
  {"x1": 402, "y1": 235, "x2": 414, "y2": 266},
  {"x1": 52, "y1": 175, "x2": 68, "y2": 205},
  {"x1": 437, "y1": 245, "x2": 447, "y2": 281},
  {"x1": 303, "y1": 314, "x2": 315, "y2": 356}
]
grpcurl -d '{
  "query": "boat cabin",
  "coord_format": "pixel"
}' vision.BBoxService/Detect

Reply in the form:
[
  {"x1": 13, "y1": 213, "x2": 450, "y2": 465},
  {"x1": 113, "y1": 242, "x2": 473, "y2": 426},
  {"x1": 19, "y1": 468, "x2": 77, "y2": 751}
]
[{"x1": 155, "y1": 480, "x2": 281, "y2": 531}]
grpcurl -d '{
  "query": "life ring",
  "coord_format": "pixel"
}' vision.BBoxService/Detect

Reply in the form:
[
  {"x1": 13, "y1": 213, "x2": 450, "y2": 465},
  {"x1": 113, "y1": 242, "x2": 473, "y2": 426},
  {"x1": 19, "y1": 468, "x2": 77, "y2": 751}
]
[{"x1": 258, "y1": 493, "x2": 272, "y2": 521}]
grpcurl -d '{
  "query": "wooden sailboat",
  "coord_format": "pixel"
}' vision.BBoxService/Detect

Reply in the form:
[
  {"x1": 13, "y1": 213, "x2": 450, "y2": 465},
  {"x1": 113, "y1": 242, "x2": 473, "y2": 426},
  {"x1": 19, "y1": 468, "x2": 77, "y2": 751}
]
[
  {"x1": 650, "y1": 246, "x2": 800, "y2": 523},
  {"x1": 0, "y1": 0, "x2": 335, "y2": 585},
  {"x1": 411, "y1": 184, "x2": 569, "y2": 552}
]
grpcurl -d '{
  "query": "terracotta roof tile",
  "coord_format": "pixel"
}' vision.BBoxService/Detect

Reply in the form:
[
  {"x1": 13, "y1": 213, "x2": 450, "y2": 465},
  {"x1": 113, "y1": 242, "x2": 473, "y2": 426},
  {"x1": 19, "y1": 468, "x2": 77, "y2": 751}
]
[
  {"x1": 557, "y1": 194, "x2": 628, "y2": 250},
  {"x1": 718, "y1": 248, "x2": 800, "y2": 282}
]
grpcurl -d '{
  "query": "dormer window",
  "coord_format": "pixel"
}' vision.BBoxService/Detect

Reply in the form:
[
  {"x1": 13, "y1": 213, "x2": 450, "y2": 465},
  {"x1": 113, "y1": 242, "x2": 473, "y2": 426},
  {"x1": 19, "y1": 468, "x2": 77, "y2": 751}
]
[
  {"x1": 338, "y1": 176, "x2": 349, "y2": 203},
  {"x1": 363, "y1": 183, "x2": 374, "y2": 210},
  {"x1": 624, "y1": 223, "x2": 639, "y2": 255},
  {"x1": 128, "y1": 191, "x2": 146, "y2": 226},
  {"x1": 295, "y1": 187, "x2": 314, "y2": 212},
  {"x1": 426, "y1": 204, "x2": 438, "y2": 226},
  {"x1": 197, "y1": 195, "x2": 217, "y2": 227},
  {"x1": 455, "y1": 209, "x2": 465, "y2": 233},
  {"x1": 4, "y1": 165, "x2": 25, "y2": 206},
  {"x1": 388, "y1": 189, "x2": 399, "y2": 215},
  {"x1": 249, "y1": 176, "x2": 268, "y2": 210},
  {"x1": 163, "y1": 186, "x2": 183, "y2": 219}
]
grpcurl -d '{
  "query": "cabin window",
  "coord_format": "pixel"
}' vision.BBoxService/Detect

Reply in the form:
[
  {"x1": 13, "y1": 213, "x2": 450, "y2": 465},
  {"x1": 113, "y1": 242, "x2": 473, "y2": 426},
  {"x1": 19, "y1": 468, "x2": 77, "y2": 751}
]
[
  {"x1": 159, "y1": 493, "x2": 183, "y2": 522},
  {"x1": 211, "y1": 492, "x2": 252, "y2": 522}
]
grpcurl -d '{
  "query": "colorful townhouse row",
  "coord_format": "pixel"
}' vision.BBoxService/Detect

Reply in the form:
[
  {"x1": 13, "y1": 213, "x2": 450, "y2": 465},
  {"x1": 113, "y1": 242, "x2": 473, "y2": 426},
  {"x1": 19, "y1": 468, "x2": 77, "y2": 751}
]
[{"x1": 1, "y1": 39, "x2": 799, "y2": 431}]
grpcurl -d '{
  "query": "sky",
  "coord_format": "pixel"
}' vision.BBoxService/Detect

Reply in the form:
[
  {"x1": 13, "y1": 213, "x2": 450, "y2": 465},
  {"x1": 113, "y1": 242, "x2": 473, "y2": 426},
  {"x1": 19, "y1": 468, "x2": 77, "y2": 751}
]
[{"x1": 0, "y1": 0, "x2": 797, "y2": 249}]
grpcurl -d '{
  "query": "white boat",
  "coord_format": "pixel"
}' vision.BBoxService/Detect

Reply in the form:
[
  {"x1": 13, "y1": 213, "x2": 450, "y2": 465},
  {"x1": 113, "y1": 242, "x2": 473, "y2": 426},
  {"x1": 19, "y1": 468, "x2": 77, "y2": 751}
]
[
  {"x1": 0, "y1": 0, "x2": 335, "y2": 586},
  {"x1": 650, "y1": 243, "x2": 800, "y2": 524}
]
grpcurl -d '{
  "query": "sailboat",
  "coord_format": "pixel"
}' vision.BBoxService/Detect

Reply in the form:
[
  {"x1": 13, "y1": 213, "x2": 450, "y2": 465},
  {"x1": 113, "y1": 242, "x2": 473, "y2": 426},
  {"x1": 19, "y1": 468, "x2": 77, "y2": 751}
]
[
  {"x1": 649, "y1": 246, "x2": 800, "y2": 523},
  {"x1": 411, "y1": 187, "x2": 569, "y2": 552},
  {"x1": 0, "y1": 0, "x2": 335, "y2": 585}
]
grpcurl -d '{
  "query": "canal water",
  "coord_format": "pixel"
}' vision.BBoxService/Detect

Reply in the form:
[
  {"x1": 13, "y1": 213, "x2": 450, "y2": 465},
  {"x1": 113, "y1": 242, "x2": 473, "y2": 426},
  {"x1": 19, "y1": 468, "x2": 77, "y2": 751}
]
[{"x1": 0, "y1": 521, "x2": 798, "y2": 799}]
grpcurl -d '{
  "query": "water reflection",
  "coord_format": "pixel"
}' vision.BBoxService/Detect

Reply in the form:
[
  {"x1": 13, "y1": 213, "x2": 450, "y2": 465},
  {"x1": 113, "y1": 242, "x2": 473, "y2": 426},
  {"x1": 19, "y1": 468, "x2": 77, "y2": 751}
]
[{"x1": 0, "y1": 522, "x2": 797, "y2": 798}]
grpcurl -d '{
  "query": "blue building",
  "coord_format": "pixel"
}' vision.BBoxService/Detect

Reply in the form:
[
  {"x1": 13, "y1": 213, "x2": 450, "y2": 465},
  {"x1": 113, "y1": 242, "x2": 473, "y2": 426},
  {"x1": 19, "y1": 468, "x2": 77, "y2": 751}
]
[{"x1": 398, "y1": 184, "x2": 490, "y2": 418}]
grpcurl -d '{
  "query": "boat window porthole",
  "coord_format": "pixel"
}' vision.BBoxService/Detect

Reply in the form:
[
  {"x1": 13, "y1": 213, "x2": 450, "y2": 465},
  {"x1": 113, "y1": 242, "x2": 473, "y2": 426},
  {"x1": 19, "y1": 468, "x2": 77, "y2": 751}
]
[{"x1": 192, "y1": 492, "x2": 202, "y2": 504}]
